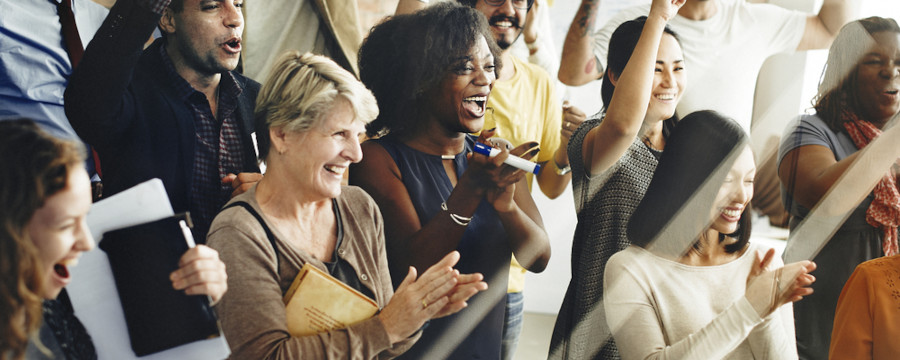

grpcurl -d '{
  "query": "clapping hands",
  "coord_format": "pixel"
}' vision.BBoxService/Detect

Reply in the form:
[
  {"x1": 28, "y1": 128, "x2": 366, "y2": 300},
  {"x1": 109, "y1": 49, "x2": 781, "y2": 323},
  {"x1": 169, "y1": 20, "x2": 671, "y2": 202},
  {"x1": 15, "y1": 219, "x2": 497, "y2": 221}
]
[
  {"x1": 745, "y1": 248, "x2": 816, "y2": 318},
  {"x1": 378, "y1": 251, "x2": 488, "y2": 344}
]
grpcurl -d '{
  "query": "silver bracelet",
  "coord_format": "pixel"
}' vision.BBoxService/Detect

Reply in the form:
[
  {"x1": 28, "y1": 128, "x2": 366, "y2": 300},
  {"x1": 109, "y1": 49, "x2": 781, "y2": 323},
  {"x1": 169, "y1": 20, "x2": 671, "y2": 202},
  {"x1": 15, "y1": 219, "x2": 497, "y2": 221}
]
[{"x1": 441, "y1": 202, "x2": 472, "y2": 226}]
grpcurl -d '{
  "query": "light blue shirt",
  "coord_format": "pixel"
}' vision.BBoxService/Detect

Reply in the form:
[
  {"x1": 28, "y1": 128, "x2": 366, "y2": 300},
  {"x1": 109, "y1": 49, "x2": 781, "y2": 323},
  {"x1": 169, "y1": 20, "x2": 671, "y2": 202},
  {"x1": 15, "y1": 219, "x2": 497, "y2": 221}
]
[{"x1": 0, "y1": 0, "x2": 108, "y2": 140}]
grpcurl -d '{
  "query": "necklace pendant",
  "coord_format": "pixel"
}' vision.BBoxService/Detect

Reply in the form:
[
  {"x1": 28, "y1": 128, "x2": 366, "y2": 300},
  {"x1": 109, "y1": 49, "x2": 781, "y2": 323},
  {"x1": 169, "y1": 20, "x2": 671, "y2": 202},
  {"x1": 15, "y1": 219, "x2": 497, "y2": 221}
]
[{"x1": 441, "y1": 154, "x2": 456, "y2": 160}]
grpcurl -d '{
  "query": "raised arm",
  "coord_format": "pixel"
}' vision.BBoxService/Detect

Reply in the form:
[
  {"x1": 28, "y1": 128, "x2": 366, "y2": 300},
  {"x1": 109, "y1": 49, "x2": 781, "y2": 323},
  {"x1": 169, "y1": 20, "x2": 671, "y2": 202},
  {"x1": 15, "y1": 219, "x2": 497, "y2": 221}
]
[
  {"x1": 580, "y1": 0, "x2": 681, "y2": 176},
  {"x1": 64, "y1": 0, "x2": 166, "y2": 147},
  {"x1": 532, "y1": 73, "x2": 574, "y2": 199},
  {"x1": 395, "y1": 0, "x2": 426, "y2": 15},
  {"x1": 521, "y1": 0, "x2": 561, "y2": 78},
  {"x1": 558, "y1": 0, "x2": 604, "y2": 85},
  {"x1": 796, "y1": 0, "x2": 854, "y2": 51}
]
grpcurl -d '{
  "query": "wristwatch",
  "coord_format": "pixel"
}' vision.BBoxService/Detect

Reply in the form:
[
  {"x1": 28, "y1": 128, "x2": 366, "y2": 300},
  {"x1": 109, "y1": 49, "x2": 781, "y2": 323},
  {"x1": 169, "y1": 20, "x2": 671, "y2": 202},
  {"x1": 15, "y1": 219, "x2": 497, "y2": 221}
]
[{"x1": 555, "y1": 160, "x2": 572, "y2": 176}]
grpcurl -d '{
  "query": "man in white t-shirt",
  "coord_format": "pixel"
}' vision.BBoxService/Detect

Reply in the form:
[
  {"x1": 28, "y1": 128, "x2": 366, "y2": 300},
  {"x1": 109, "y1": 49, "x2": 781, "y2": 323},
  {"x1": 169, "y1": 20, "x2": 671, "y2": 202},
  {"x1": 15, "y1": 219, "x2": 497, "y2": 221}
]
[{"x1": 558, "y1": 0, "x2": 852, "y2": 133}]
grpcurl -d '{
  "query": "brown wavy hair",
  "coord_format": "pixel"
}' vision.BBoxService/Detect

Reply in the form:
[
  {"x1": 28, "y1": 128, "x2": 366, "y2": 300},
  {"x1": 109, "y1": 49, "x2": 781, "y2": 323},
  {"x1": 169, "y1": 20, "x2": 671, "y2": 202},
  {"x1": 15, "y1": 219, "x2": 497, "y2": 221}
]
[{"x1": 0, "y1": 119, "x2": 85, "y2": 360}]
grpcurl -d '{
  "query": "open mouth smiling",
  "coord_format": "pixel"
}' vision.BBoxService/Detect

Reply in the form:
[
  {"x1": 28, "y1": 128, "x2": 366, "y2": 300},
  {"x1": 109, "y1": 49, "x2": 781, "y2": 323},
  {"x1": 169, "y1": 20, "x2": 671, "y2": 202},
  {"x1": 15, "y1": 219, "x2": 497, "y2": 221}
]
[
  {"x1": 324, "y1": 165, "x2": 346, "y2": 176},
  {"x1": 463, "y1": 95, "x2": 487, "y2": 118},
  {"x1": 654, "y1": 93, "x2": 676, "y2": 101},
  {"x1": 53, "y1": 257, "x2": 79, "y2": 280}
]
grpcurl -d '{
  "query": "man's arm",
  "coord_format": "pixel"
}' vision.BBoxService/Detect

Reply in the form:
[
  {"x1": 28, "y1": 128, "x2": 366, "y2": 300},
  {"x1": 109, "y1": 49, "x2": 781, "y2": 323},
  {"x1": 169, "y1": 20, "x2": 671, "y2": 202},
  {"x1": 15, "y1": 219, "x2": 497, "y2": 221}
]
[
  {"x1": 796, "y1": 0, "x2": 854, "y2": 51},
  {"x1": 64, "y1": 0, "x2": 169, "y2": 147},
  {"x1": 521, "y1": 0, "x2": 561, "y2": 80},
  {"x1": 395, "y1": 0, "x2": 426, "y2": 15},
  {"x1": 558, "y1": 0, "x2": 603, "y2": 86},
  {"x1": 535, "y1": 103, "x2": 585, "y2": 199}
]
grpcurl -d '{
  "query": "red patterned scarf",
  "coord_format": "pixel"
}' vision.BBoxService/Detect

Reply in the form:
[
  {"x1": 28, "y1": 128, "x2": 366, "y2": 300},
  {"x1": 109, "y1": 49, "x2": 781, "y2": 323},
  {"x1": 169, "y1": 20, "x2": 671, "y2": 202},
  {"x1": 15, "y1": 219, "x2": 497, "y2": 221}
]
[{"x1": 843, "y1": 111, "x2": 900, "y2": 256}]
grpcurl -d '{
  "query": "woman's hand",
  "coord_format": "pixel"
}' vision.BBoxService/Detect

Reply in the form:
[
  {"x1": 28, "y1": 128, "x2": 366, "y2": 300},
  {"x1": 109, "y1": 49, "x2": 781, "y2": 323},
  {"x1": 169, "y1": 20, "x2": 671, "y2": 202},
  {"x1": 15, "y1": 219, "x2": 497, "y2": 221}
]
[
  {"x1": 169, "y1": 245, "x2": 228, "y2": 304},
  {"x1": 433, "y1": 272, "x2": 488, "y2": 319},
  {"x1": 467, "y1": 130, "x2": 540, "y2": 212},
  {"x1": 649, "y1": 0, "x2": 686, "y2": 22},
  {"x1": 745, "y1": 259, "x2": 816, "y2": 318},
  {"x1": 378, "y1": 251, "x2": 486, "y2": 344}
]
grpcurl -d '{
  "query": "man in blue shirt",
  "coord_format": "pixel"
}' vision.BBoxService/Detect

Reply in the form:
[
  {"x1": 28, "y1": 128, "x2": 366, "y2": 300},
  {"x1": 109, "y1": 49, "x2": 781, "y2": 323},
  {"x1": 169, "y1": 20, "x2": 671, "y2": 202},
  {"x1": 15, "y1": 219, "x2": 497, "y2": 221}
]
[{"x1": 0, "y1": 0, "x2": 109, "y2": 185}]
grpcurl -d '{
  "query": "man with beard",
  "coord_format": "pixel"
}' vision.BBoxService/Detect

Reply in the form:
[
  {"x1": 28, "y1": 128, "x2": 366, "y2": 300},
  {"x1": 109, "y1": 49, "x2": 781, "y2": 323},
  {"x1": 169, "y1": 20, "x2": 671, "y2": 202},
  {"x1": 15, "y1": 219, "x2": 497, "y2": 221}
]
[
  {"x1": 398, "y1": 0, "x2": 583, "y2": 358},
  {"x1": 65, "y1": 0, "x2": 263, "y2": 241}
]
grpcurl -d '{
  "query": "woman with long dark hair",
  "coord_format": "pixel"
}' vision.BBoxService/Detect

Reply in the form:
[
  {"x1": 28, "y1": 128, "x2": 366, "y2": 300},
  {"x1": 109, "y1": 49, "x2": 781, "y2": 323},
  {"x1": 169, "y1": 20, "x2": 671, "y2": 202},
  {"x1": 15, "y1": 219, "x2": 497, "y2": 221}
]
[
  {"x1": 605, "y1": 111, "x2": 815, "y2": 359},
  {"x1": 549, "y1": 0, "x2": 685, "y2": 358}
]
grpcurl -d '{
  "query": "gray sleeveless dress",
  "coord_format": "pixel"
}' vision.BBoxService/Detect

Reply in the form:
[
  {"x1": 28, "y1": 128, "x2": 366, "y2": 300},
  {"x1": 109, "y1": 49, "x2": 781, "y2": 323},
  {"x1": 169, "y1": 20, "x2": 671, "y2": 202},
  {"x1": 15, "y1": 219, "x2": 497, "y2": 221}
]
[{"x1": 549, "y1": 116, "x2": 660, "y2": 360}]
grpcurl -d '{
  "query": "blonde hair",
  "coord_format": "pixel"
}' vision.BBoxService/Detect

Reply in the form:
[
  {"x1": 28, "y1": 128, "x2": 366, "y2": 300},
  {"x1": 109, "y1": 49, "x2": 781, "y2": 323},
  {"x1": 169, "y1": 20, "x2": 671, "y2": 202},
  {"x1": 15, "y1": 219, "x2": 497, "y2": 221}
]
[{"x1": 253, "y1": 51, "x2": 378, "y2": 161}]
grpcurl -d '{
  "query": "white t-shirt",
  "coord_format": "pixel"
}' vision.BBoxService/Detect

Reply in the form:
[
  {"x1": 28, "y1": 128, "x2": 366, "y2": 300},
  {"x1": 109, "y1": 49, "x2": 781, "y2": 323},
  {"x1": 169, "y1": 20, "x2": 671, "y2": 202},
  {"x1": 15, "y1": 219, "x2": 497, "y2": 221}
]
[
  {"x1": 242, "y1": 0, "x2": 328, "y2": 81},
  {"x1": 591, "y1": 0, "x2": 806, "y2": 133},
  {"x1": 604, "y1": 244, "x2": 798, "y2": 360}
]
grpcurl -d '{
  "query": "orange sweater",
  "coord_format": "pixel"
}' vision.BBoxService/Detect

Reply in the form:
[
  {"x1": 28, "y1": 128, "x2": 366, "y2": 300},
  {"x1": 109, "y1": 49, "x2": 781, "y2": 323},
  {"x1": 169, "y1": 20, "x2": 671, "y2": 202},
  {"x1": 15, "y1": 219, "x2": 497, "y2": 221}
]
[{"x1": 830, "y1": 255, "x2": 900, "y2": 360}]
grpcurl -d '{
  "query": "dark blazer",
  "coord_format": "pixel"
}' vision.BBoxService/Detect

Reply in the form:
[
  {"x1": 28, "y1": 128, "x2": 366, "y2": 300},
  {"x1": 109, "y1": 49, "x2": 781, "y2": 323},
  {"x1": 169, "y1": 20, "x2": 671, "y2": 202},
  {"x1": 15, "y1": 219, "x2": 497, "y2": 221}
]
[{"x1": 65, "y1": 0, "x2": 260, "y2": 234}]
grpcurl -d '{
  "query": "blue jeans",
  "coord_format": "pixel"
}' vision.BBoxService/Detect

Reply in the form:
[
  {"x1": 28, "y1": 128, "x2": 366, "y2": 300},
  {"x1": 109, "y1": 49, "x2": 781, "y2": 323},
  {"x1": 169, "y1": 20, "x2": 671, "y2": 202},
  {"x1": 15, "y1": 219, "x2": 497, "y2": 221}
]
[{"x1": 501, "y1": 291, "x2": 524, "y2": 360}]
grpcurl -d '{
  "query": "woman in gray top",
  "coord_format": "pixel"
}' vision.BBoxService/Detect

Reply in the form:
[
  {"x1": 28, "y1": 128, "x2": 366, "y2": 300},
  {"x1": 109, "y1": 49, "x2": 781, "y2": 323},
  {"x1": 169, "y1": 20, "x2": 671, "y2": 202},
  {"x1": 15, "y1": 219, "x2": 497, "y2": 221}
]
[
  {"x1": 549, "y1": 0, "x2": 687, "y2": 358},
  {"x1": 778, "y1": 16, "x2": 900, "y2": 360}
]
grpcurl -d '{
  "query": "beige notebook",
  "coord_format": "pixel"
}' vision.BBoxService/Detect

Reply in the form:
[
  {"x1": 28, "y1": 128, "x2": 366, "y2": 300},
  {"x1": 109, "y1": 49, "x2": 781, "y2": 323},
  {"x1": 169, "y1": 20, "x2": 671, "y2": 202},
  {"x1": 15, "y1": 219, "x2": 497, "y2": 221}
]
[{"x1": 283, "y1": 263, "x2": 379, "y2": 337}]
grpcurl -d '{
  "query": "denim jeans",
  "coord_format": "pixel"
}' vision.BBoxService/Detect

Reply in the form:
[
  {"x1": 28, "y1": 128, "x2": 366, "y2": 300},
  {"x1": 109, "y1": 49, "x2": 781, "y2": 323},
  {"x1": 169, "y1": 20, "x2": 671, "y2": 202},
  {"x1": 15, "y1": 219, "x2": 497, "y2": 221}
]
[{"x1": 501, "y1": 291, "x2": 524, "y2": 360}]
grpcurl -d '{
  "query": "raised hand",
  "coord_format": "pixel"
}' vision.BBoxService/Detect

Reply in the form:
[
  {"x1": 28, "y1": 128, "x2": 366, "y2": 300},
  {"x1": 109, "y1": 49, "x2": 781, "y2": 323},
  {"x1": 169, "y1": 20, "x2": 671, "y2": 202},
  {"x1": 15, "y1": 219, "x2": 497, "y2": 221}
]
[
  {"x1": 523, "y1": 0, "x2": 541, "y2": 45},
  {"x1": 649, "y1": 0, "x2": 686, "y2": 22}
]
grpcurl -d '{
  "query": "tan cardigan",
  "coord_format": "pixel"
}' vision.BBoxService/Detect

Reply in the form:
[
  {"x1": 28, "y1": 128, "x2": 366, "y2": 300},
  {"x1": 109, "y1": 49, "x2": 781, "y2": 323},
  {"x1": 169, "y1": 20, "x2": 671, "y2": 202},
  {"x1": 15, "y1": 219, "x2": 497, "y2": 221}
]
[{"x1": 207, "y1": 185, "x2": 417, "y2": 359}]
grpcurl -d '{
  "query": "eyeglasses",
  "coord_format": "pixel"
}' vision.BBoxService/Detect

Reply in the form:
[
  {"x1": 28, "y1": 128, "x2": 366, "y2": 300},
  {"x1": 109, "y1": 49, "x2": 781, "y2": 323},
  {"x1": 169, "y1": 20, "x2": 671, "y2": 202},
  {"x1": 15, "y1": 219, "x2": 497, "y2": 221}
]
[{"x1": 483, "y1": 0, "x2": 533, "y2": 10}]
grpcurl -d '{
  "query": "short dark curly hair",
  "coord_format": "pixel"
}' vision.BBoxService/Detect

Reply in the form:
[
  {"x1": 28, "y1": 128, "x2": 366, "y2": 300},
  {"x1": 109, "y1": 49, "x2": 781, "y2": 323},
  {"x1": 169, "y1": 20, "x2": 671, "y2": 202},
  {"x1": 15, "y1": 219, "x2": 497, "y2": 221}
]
[{"x1": 358, "y1": 2, "x2": 501, "y2": 138}]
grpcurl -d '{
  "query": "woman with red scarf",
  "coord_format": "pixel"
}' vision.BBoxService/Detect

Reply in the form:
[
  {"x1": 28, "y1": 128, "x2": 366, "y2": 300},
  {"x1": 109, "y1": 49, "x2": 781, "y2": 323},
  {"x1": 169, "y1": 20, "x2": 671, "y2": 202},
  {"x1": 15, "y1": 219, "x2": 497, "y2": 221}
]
[{"x1": 777, "y1": 16, "x2": 900, "y2": 360}]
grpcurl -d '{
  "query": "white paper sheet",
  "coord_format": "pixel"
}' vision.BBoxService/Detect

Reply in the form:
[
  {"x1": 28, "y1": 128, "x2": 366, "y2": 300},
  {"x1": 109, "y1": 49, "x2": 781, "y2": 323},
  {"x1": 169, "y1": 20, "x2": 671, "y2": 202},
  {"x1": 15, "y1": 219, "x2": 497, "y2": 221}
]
[{"x1": 67, "y1": 179, "x2": 230, "y2": 360}]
